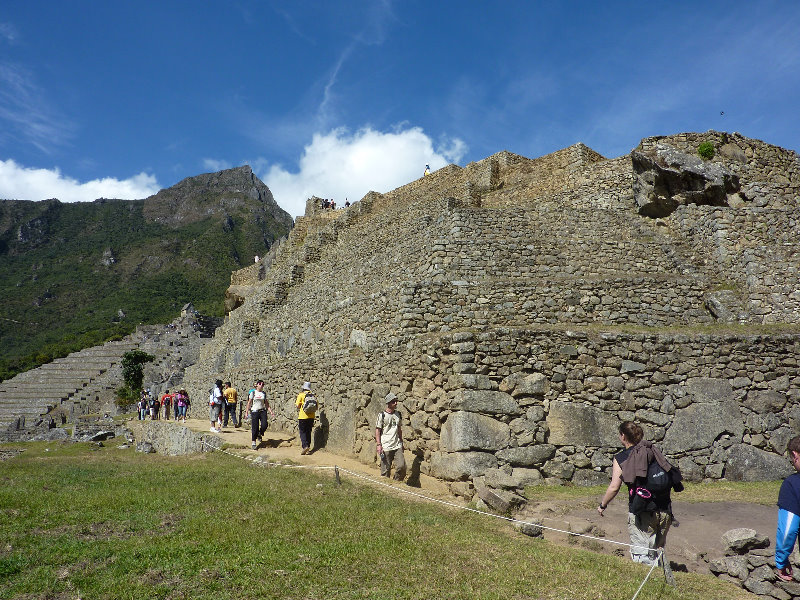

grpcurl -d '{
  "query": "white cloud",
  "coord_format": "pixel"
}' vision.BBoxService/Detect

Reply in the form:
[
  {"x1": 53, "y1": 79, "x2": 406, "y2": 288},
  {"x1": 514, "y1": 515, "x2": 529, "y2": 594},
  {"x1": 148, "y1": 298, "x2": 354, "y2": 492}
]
[
  {"x1": 202, "y1": 158, "x2": 233, "y2": 172},
  {"x1": 261, "y1": 126, "x2": 467, "y2": 218},
  {"x1": 0, "y1": 159, "x2": 160, "y2": 202}
]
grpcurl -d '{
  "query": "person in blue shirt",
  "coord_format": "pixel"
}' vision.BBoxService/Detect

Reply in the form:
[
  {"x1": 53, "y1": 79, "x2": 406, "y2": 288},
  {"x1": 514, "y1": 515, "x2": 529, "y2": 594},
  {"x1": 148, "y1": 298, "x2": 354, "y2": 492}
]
[{"x1": 776, "y1": 435, "x2": 800, "y2": 582}]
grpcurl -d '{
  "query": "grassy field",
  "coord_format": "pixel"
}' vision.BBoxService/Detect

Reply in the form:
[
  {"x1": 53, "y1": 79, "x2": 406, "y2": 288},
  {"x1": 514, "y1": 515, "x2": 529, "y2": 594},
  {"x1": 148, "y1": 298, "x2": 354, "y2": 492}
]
[
  {"x1": 524, "y1": 479, "x2": 781, "y2": 506},
  {"x1": 0, "y1": 442, "x2": 755, "y2": 600}
]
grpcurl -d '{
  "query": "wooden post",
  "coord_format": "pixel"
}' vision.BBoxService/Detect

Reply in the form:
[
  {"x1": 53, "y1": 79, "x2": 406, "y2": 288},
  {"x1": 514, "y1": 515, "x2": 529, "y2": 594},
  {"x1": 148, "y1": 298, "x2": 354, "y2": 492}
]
[{"x1": 661, "y1": 551, "x2": 675, "y2": 587}]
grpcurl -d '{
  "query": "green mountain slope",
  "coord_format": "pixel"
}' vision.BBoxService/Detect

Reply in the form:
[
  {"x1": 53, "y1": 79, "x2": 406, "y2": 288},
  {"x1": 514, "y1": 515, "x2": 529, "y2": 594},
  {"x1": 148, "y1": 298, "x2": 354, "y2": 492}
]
[{"x1": 0, "y1": 166, "x2": 292, "y2": 380}]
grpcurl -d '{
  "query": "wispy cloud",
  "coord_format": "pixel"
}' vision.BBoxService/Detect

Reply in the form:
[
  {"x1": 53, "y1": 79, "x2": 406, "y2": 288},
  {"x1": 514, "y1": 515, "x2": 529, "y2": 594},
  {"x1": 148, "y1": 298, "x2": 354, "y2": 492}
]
[
  {"x1": 0, "y1": 22, "x2": 18, "y2": 44},
  {"x1": 0, "y1": 159, "x2": 160, "y2": 202},
  {"x1": 261, "y1": 125, "x2": 466, "y2": 218},
  {"x1": 0, "y1": 63, "x2": 75, "y2": 154},
  {"x1": 202, "y1": 158, "x2": 233, "y2": 173}
]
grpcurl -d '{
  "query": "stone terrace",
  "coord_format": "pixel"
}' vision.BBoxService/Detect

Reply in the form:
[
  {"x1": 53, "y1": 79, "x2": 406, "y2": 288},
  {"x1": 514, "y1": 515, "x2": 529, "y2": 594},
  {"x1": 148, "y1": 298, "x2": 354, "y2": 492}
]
[
  {"x1": 183, "y1": 131, "x2": 799, "y2": 496},
  {"x1": 0, "y1": 306, "x2": 220, "y2": 429},
  {"x1": 0, "y1": 340, "x2": 138, "y2": 427}
]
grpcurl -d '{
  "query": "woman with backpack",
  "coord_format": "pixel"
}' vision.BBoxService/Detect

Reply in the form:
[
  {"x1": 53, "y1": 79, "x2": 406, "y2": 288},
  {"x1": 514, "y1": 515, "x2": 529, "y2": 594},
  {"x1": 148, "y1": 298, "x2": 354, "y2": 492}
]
[
  {"x1": 597, "y1": 421, "x2": 678, "y2": 566},
  {"x1": 296, "y1": 381, "x2": 317, "y2": 455},
  {"x1": 209, "y1": 380, "x2": 224, "y2": 433}
]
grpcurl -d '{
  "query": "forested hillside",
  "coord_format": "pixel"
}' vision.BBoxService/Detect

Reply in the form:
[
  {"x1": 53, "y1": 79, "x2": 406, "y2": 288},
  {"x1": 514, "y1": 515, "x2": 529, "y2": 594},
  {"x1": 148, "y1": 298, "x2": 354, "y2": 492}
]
[{"x1": 0, "y1": 166, "x2": 292, "y2": 381}]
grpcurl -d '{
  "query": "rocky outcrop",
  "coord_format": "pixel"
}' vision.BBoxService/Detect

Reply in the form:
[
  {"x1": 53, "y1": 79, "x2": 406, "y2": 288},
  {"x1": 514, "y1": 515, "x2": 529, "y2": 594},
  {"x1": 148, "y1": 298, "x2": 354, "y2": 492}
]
[
  {"x1": 129, "y1": 420, "x2": 222, "y2": 455},
  {"x1": 708, "y1": 528, "x2": 800, "y2": 599},
  {"x1": 632, "y1": 143, "x2": 742, "y2": 217}
]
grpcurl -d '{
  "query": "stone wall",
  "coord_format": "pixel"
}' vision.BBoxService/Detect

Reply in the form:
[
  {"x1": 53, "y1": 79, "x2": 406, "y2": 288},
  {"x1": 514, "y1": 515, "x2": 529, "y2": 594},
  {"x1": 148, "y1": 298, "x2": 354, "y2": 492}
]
[
  {"x1": 185, "y1": 131, "x2": 800, "y2": 499},
  {"x1": 669, "y1": 205, "x2": 800, "y2": 323},
  {"x1": 188, "y1": 322, "x2": 799, "y2": 493}
]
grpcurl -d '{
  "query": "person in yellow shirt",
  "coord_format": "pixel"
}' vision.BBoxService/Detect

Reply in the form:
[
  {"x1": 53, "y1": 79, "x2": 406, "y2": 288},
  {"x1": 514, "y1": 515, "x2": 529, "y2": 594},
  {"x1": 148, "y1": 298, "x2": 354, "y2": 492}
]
[
  {"x1": 222, "y1": 381, "x2": 239, "y2": 428},
  {"x1": 296, "y1": 381, "x2": 317, "y2": 455}
]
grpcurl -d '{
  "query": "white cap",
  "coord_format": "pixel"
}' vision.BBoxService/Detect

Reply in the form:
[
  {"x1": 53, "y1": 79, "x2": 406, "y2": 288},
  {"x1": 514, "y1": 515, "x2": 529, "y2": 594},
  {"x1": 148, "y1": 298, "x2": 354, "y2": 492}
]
[{"x1": 302, "y1": 381, "x2": 312, "y2": 391}]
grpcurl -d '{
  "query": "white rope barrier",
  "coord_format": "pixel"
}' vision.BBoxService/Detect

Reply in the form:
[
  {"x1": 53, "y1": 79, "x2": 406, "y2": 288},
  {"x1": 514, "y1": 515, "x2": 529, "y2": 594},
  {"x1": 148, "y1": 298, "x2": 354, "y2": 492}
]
[{"x1": 202, "y1": 440, "x2": 670, "y2": 598}]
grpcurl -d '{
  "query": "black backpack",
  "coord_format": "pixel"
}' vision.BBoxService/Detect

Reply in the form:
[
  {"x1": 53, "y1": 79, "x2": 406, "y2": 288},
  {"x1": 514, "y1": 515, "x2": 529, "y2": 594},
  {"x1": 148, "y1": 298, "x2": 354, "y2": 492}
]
[
  {"x1": 645, "y1": 458, "x2": 671, "y2": 495},
  {"x1": 630, "y1": 458, "x2": 683, "y2": 515}
]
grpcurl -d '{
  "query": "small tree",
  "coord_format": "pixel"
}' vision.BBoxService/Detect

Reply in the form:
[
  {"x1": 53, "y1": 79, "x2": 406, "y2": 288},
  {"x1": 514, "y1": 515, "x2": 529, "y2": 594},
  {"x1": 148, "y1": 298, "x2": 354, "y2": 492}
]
[
  {"x1": 121, "y1": 349, "x2": 155, "y2": 390},
  {"x1": 116, "y1": 350, "x2": 155, "y2": 409},
  {"x1": 697, "y1": 141, "x2": 715, "y2": 160}
]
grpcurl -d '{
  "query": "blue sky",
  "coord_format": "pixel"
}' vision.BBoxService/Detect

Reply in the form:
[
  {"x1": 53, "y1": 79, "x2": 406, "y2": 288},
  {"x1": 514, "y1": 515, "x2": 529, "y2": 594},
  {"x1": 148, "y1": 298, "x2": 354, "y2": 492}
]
[{"x1": 1, "y1": 1, "x2": 798, "y2": 218}]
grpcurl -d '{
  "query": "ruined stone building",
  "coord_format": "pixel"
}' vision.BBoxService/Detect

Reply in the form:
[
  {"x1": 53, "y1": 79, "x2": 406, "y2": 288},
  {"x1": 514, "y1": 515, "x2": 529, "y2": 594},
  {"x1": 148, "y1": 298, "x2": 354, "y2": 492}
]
[{"x1": 184, "y1": 131, "x2": 800, "y2": 502}]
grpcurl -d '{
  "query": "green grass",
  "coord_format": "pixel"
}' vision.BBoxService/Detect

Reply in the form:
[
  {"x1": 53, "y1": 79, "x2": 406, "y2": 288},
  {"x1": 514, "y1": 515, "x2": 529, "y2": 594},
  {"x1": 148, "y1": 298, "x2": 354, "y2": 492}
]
[
  {"x1": 0, "y1": 442, "x2": 754, "y2": 600},
  {"x1": 524, "y1": 480, "x2": 781, "y2": 506}
]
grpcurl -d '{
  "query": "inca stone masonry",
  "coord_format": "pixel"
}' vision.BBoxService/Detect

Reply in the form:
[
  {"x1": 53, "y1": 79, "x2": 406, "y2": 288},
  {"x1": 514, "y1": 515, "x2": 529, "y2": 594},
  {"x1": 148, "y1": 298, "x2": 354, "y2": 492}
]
[{"x1": 184, "y1": 130, "x2": 800, "y2": 501}]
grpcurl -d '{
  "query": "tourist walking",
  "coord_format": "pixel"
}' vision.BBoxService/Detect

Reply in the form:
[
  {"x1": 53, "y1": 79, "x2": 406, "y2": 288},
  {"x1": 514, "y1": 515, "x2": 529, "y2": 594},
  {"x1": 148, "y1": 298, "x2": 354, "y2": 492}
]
[
  {"x1": 209, "y1": 380, "x2": 224, "y2": 432},
  {"x1": 161, "y1": 390, "x2": 172, "y2": 420},
  {"x1": 375, "y1": 392, "x2": 406, "y2": 480},
  {"x1": 597, "y1": 421, "x2": 680, "y2": 566},
  {"x1": 776, "y1": 435, "x2": 800, "y2": 581},
  {"x1": 245, "y1": 380, "x2": 275, "y2": 450},
  {"x1": 175, "y1": 389, "x2": 189, "y2": 423},
  {"x1": 222, "y1": 381, "x2": 239, "y2": 428},
  {"x1": 148, "y1": 390, "x2": 157, "y2": 420},
  {"x1": 138, "y1": 391, "x2": 147, "y2": 420},
  {"x1": 296, "y1": 381, "x2": 317, "y2": 455}
]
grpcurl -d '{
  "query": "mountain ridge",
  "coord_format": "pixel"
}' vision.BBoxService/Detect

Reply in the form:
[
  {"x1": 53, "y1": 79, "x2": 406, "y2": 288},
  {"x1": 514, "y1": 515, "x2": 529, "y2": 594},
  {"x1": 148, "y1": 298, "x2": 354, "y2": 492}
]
[{"x1": 0, "y1": 166, "x2": 293, "y2": 381}]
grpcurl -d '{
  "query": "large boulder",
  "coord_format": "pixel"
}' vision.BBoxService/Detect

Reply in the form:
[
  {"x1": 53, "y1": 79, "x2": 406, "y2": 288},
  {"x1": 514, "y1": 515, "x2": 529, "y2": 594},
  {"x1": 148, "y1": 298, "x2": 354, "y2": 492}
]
[
  {"x1": 430, "y1": 451, "x2": 498, "y2": 481},
  {"x1": 449, "y1": 389, "x2": 522, "y2": 416},
  {"x1": 496, "y1": 444, "x2": 556, "y2": 467},
  {"x1": 724, "y1": 444, "x2": 794, "y2": 482},
  {"x1": 685, "y1": 377, "x2": 734, "y2": 403},
  {"x1": 546, "y1": 401, "x2": 620, "y2": 447},
  {"x1": 632, "y1": 143, "x2": 740, "y2": 217},
  {"x1": 440, "y1": 411, "x2": 510, "y2": 452},
  {"x1": 721, "y1": 528, "x2": 770, "y2": 554},
  {"x1": 662, "y1": 398, "x2": 743, "y2": 453}
]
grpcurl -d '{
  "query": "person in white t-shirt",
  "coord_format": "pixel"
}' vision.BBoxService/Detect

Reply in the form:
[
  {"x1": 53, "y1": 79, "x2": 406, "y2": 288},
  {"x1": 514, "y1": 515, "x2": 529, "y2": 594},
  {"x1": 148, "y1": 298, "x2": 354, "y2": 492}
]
[
  {"x1": 245, "y1": 380, "x2": 274, "y2": 450},
  {"x1": 375, "y1": 392, "x2": 406, "y2": 480}
]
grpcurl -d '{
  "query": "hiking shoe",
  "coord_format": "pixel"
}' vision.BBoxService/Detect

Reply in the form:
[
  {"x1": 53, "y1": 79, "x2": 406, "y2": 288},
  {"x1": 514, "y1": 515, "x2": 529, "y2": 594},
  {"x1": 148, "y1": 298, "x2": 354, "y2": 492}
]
[
  {"x1": 251, "y1": 442, "x2": 257, "y2": 450},
  {"x1": 210, "y1": 427, "x2": 216, "y2": 432}
]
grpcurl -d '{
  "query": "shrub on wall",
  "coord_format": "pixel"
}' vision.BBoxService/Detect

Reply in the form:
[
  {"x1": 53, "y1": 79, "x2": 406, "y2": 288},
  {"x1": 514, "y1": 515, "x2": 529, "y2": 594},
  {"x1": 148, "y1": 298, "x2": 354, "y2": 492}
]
[{"x1": 698, "y1": 141, "x2": 715, "y2": 160}]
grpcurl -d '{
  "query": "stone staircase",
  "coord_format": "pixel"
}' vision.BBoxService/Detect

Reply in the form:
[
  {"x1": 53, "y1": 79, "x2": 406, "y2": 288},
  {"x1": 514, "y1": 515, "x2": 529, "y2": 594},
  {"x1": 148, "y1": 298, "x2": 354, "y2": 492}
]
[
  {"x1": 0, "y1": 340, "x2": 139, "y2": 428},
  {"x1": 0, "y1": 304, "x2": 223, "y2": 430}
]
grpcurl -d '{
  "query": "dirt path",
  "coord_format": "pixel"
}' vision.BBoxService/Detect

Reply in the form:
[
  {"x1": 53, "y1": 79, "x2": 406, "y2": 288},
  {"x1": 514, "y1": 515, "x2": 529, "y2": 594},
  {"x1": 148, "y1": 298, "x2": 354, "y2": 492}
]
[
  {"x1": 180, "y1": 418, "x2": 457, "y2": 502},
  {"x1": 516, "y1": 492, "x2": 776, "y2": 574},
  {"x1": 177, "y1": 418, "x2": 776, "y2": 575}
]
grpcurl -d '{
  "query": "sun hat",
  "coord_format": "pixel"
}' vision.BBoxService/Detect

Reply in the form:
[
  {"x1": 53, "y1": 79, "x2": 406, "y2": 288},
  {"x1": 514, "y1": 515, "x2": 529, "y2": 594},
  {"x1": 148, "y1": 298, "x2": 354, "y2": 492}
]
[
  {"x1": 385, "y1": 392, "x2": 398, "y2": 404},
  {"x1": 302, "y1": 381, "x2": 312, "y2": 391}
]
